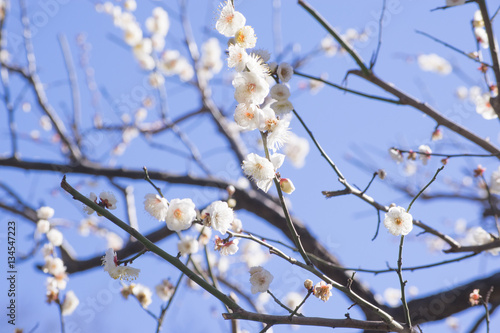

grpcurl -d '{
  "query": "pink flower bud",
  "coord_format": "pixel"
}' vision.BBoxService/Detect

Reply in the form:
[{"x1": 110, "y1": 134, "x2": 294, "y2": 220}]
[{"x1": 280, "y1": 178, "x2": 295, "y2": 194}]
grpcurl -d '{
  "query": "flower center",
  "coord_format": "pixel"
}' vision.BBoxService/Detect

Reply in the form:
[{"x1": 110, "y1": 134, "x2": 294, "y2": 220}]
[
  {"x1": 245, "y1": 112, "x2": 254, "y2": 120},
  {"x1": 225, "y1": 14, "x2": 234, "y2": 24},
  {"x1": 395, "y1": 218, "x2": 402, "y2": 225},
  {"x1": 174, "y1": 208, "x2": 183, "y2": 219},
  {"x1": 247, "y1": 83, "x2": 256, "y2": 93}
]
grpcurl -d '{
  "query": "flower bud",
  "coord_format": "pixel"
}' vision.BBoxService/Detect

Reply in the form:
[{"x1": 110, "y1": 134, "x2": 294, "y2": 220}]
[
  {"x1": 227, "y1": 198, "x2": 237, "y2": 208},
  {"x1": 304, "y1": 279, "x2": 313, "y2": 290},
  {"x1": 431, "y1": 128, "x2": 443, "y2": 141},
  {"x1": 226, "y1": 185, "x2": 236, "y2": 196},
  {"x1": 280, "y1": 178, "x2": 295, "y2": 194}
]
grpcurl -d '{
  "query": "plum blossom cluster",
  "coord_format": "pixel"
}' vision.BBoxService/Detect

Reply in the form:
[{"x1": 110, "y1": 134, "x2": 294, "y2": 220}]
[
  {"x1": 304, "y1": 279, "x2": 333, "y2": 302},
  {"x1": 389, "y1": 146, "x2": 433, "y2": 166},
  {"x1": 36, "y1": 206, "x2": 79, "y2": 315},
  {"x1": 96, "y1": 2, "x2": 194, "y2": 83},
  {"x1": 36, "y1": 206, "x2": 64, "y2": 247},
  {"x1": 121, "y1": 283, "x2": 152, "y2": 309},
  {"x1": 143, "y1": 192, "x2": 240, "y2": 258},
  {"x1": 456, "y1": 84, "x2": 498, "y2": 120},
  {"x1": 215, "y1": 1, "x2": 302, "y2": 192}
]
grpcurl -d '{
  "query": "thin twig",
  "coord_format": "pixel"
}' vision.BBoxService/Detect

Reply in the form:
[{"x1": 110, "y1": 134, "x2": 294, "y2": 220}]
[
  {"x1": 370, "y1": 0, "x2": 386, "y2": 69},
  {"x1": 407, "y1": 166, "x2": 445, "y2": 213},
  {"x1": 261, "y1": 131, "x2": 312, "y2": 266},
  {"x1": 415, "y1": 30, "x2": 492, "y2": 68},
  {"x1": 292, "y1": 109, "x2": 345, "y2": 180},
  {"x1": 396, "y1": 235, "x2": 411, "y2": 329},
  {"x1": 294, "y1": 71, "x2": 401, "y2": 104},
  {"x1": 58, "y1": 34, "x2": 82, "y2": 148}
]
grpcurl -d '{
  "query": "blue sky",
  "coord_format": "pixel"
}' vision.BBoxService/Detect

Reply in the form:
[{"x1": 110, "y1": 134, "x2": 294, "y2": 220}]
[{"x1": 0, "y1": 0, "x2": 499, "y2": 332}]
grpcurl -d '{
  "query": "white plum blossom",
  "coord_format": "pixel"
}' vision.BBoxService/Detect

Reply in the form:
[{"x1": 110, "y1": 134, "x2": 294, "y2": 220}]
[
  {"x1": 231, "y1": 217, "x2": 243, "y2": 233},
  {"x1": 101, "y1": 248, "x2": 140, "y2": 281},
  {"x1": 314, "y1": 281, "x2": 332, "y2": 302},
  {"x1": 235, "y1": 26, "x2": 257, "y2": 49},
  {"x1": 133, "y1": 38, "x2": 153, "y2": 58},
  {"x1": 194, "y1": 223, "x2": 212, "y2": 245},
  {"x1": 123, "y1": 23, "x2": 143, "y2": 46},
  {"x1": 233, "y1": 71, "x2": 270, "y2": 105},
  {"x1": 474, "y1": 93, "x2": 497, "y2": 119},
  {"x1": 270, "y1": 84, "x2": 291, "y2": 101},
  {"x1": 199, "y1": 38, "x2": 223, "y2": 81},
  {"x1": 384, "y1": 288, "x2": 401, "y2": 307},
  {"x1": 490, "y1": 166, "x2": 500, "y2": 194},
  {"x1": 474, "y1": 27, "x2": 489, "y2": 49},
  {"x1": 124, "y1": 0, "x2": 137, "y2": 11},
  {"x1": 155, "y1": 279, "x2": 175, "y2": 301},
  {"x1": 146, "y1": 7, "x2": 170, "y2": 37},
  {"x1": 177, "y1": 236, "x2": 199, "y2": 256},
  {"x1": 242, "y1": 240, "x2": 269, "y2": 267},
  {"x1": 165, "y1": 198, "x2": 196, "y2": 232},
  {"x1": 470, "y1": 227, "x2": 499, "y2": 255},
  {"x1": 242, "y1": 153, "x2": 284, "y2": 192},
  {"x1": 40, "y1": 115, "x2": 52, "y2": 131},
  {"x1": 270, "y1": 99, "x2": 294, "y2": 116},
  {"x1": 277, "y1": 62, "x2": 293, "y2": 82},
  {"x1": 47, "y1": 274, "x2": 67, "y2": 292},
  {"x1": 216, "y1": 1, "x2": 246, "y2": 37},
  {"x1": 61, "y1": 291, "x2": 79, "y2": 316},
  {"x1": 284, "y1": 133, "x2": 309, "y2": 168},
  {"x1": 245, "y1": 53, "x2": 269, "y2": 78},
  {"x1": 284, "y1": 292, "x2": 303, "y2": 310},
  {"x1": 473, "y1": 10, "x2": 484, "y2": 28},
  {"x1": 47, "y1": 228, "x2": 63, "y2": 247},
  {"x1": 36, "y1": 219, "x2": 51, "y2": 235},
  {"x1": 263, "y1": 111, "x2": 291, "y2": 151},
  {"x1": 214, "y1": 236, "x2": 239, "y2": 256},
  {"x1": 37, "y1": 206, "x2": 55, "y2": 220},
  {"x1": 144, "y1": 193, "x2": 169, "y2": 221},
  {"x1": 202, "y1": 200, "x2": 234, "y2": 235},
  {"x1": 227, "y1": 44, "x2": 249, "y2": 72},
  {"x1": 320, "y1": 35, "x2": 338, "y2": 57},
  {"x1": 80, "y1": 193, "x2": 104, "y2": 215},
  {"x1": 418, "y1": 145, "x2": 432, "y2": 165},
  {"x1": 417, "y1": 53, "x2": 452, "y2": 75},
  {"x1": 389, "y1": 148, "x2": 404, "y2": 163},
  {"x1": 383, "y1": 206, "x2": 413, "y2": 236},
  {"x1": 251, "y1": 48, "x2": 271, "y2": 62},
  {"x1": 43, "y1": 256, "x2": 66, "y2": 276},
  {"x1": 99, "y1": 191, "x2": 118, "y2": 210},
  {"x1": 106, "y1": 232, "x2": 124, "y2": 251},
  {"x1": 148, "y1": 72, "x2": 165, "y2": 87},
  {"x1": 249, "y1": 266, "x2": 273, "y2": 294},
  {"x1": 132, "y1": 284, "x2": 153, "y2": 309},
  {"x1": 234, "y1": 103, "x2": 262, "y2": 130}
]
